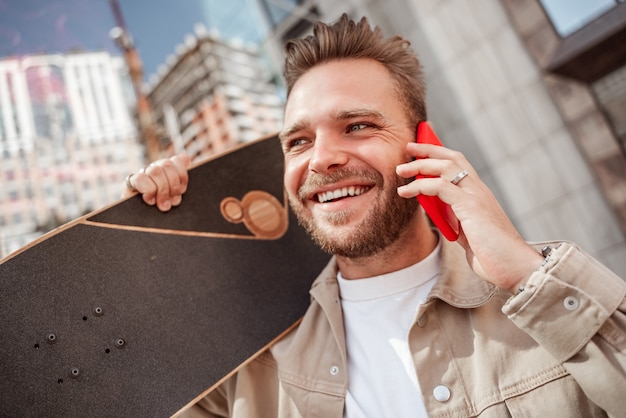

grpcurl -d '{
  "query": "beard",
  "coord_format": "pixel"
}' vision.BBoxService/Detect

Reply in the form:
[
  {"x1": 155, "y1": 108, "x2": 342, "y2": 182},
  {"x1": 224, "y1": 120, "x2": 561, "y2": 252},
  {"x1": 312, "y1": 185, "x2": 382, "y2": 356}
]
[{"x1": 288, "y1": 167, "x2": 418, "y2": 259}]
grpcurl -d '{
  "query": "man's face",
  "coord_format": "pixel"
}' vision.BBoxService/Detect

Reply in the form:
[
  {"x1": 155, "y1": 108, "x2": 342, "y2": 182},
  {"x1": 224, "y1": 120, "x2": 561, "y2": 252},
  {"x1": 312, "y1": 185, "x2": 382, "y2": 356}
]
[{"x1": 280, "y1": 58, "x2": 419, "y2": 258}]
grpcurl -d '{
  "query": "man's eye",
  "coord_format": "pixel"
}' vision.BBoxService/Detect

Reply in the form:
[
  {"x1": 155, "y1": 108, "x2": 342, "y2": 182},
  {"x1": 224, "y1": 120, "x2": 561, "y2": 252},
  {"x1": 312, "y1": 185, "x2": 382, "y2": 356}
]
[
  {"x1": 284, "y1": 138, "x2": 309, "y2": 151},
  {"x1": 291, "y1": 138, "x2": 308, "y2": 147},
  {"x1": 348, "y1": 123, "x2": 369, "y2": 132}
]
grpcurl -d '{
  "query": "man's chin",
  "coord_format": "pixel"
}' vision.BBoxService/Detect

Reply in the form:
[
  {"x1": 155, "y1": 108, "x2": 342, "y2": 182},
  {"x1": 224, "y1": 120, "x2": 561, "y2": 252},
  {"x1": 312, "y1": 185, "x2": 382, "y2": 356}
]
[
  {"x1": 310, "y1": 231, "x2": 384, "y2": 259},
  {"x1": 294, "y1": 215, "x2": 347, "y2": 250},
  {"x1": 309, "y1": 232, "x2": 355, "y2": 256},
  {"x1": 312, "y1": 205, "x2": 363, "y2": 226},
  {"x1": 305, "y1": 219, "x2": 379, "y2": 257}
]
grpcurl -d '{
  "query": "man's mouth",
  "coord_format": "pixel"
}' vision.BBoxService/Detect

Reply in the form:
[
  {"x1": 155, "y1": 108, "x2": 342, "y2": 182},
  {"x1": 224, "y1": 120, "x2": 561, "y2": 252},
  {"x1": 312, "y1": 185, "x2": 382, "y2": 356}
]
[{"x1": 316, "y1": 186, "x2": 371, "y2": 203}]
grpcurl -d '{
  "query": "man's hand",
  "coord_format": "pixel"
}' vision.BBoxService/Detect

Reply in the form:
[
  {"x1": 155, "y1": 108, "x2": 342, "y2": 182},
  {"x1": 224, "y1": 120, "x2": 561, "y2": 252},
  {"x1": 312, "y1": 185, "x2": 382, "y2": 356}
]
[
  {"x1": 122, "y1": 154, "x2": 191, "y2": 212},
  {"x1": 396, "y1": 142, "x2": 544, "y2": 293}
]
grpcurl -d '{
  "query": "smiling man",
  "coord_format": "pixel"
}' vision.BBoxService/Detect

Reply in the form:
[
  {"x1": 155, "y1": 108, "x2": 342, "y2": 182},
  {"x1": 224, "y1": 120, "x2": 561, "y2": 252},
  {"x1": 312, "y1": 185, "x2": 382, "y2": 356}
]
[
  {"x1": 281, "y1": 58, "x2": 431, "y2": 272},
  {"x1": 125, "y1": 14, "x2": 626, "y2": 418}
]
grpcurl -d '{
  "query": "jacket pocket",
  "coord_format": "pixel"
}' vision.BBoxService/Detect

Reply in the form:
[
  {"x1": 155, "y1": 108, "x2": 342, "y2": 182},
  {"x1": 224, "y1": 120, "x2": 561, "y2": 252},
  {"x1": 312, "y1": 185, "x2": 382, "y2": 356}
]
[{"x1": 502, "y1": 374, "x2": 607, "y2": 418}]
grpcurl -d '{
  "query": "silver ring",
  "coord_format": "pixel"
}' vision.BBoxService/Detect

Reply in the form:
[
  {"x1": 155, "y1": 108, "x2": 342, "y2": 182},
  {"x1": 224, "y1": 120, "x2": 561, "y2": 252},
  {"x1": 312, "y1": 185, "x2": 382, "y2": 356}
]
[
  {"x1": 450, "y1": 169, "x2": 469, "y2": 185},
  {"x1": 125, "y1": 173, "x2": 136, "y2": 191}
]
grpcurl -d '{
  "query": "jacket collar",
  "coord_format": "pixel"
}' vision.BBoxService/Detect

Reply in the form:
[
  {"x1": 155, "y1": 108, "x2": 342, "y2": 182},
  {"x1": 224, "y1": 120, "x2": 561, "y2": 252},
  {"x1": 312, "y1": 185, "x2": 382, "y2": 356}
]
[
  {"x1": 429, "y1": 238, "x2": 499, "y2": 308},
  {"x1": 310, "y1": 237, "x2": 499, "y2": 310}
]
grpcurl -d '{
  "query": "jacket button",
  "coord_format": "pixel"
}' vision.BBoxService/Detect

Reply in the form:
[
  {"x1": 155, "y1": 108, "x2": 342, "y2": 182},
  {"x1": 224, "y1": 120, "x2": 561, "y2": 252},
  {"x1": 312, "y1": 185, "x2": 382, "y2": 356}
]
[
  {"x1": 330, "y1": 365, "x2": 339, "y2": 375},
  {"x1": 563, "y1": 296, "x2": 579, "y2": 311},
  {"x1": 433, "y1": 385, "x2": 451, "y2": 402}
]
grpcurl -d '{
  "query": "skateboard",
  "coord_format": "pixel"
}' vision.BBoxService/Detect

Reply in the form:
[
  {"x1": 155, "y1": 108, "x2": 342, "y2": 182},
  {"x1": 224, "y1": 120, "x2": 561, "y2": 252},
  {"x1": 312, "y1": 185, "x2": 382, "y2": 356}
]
[{"x1": 0, "y1": 135, "x2": 331, "y2": 417}]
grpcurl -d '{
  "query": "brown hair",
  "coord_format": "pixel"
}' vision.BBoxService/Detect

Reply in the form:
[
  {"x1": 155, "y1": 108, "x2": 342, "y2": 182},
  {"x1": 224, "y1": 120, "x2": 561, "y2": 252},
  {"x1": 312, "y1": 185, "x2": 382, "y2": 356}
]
[{"x1": 283, "y1": 14, "x2": 427, "y2": 123}]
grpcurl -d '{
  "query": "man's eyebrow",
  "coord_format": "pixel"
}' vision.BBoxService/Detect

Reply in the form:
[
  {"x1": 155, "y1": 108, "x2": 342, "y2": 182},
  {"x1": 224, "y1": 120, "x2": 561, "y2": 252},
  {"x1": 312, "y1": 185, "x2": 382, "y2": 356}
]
[
  {"x1": 335, "y1": 109, "x2": 385, "y2": 121},
  {"x1": 279, "y1": 109, "x2": 386, "y2": 142},
  {"x1": 279, "y1": 120, "x2": 309, "y2": 142}
]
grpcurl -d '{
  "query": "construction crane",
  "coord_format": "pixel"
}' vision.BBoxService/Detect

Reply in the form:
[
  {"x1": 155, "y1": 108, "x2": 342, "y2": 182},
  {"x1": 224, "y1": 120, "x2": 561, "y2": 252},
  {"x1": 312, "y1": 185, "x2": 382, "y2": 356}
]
[{"x1": 109, "y1": 0, "x2": 161, "y2": 163}]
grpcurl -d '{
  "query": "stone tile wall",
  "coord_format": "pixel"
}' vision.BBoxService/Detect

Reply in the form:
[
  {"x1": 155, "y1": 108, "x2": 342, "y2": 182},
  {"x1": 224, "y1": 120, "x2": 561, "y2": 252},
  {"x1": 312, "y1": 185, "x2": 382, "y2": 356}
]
[{"x1": 405, "y1": 0, "x2": 626, "y2": 276}]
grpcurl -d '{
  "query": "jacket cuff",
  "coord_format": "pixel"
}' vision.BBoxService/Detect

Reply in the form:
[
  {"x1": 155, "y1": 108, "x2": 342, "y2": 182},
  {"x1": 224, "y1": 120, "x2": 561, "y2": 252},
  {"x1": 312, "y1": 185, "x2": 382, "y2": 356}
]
[{"x1": 502, "y1": 242, "x2": 626, "y2": 362}]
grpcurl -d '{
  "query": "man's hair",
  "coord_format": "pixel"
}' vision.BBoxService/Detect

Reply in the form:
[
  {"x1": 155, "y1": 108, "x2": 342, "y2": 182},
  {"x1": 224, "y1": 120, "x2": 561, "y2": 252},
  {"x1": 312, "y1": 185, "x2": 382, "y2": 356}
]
[{"x1": 283, "y1": 14, "x2": 427, "y2": 123}]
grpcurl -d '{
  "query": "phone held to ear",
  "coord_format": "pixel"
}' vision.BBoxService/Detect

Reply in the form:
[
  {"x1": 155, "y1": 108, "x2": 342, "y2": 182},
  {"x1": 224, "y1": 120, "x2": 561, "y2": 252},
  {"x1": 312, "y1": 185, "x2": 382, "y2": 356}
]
[{"x1": 415, "y1": 121, "x2": 460, "y2": 241}]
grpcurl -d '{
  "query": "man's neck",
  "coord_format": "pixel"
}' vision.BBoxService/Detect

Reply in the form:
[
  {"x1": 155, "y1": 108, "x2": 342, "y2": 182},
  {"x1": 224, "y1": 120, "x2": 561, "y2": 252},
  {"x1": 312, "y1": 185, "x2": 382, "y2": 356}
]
[{"x1": 337, "y1": 213, "x2": 438, "y2": 280}]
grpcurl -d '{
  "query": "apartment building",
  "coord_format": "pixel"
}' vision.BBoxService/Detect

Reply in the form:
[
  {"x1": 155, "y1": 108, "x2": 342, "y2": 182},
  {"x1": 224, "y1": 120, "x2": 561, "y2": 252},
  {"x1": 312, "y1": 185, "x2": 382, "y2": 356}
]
[
  {"x1": 0, "y1": 51, "x2": 144, "y2": 257},
  {"x1": 145, "y1": 24, "x2": 284, "y2": 162}
]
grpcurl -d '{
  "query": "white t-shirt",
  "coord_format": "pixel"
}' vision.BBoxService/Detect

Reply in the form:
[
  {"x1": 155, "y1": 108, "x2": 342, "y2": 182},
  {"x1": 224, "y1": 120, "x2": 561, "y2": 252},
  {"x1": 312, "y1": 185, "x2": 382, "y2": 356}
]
[{"x1": 337, "y1": 239, "x2": 441, "y2": 418}]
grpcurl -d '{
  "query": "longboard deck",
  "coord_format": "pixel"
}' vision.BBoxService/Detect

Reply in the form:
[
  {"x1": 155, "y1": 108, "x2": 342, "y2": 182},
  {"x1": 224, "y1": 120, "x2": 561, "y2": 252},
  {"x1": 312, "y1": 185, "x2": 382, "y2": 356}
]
[{"x1": 0, "y1": 136, "x2": 331, "y2": 417}]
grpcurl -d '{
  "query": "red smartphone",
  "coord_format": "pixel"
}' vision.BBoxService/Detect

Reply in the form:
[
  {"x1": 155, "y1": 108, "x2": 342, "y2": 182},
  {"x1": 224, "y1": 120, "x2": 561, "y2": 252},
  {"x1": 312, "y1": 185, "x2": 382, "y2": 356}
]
[{"x1": 415, "y1": 121, "x2": 460, "y2": 241}]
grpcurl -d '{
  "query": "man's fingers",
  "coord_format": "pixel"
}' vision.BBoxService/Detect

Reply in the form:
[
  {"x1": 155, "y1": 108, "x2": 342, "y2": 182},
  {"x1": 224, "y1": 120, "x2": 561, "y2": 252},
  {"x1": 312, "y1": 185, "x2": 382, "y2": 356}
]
[
  {"x1": 143, "y1": 163, "x2": 173, "y2": 211},
  {"x1": 171, "y1": 154, "x2": 191, "y2": 195},
  {"x1": 122, "y1": 153, "x2": 190, "y2": 211},
  {"x1": 132, "y1": 171, "x2": 158, "y2": 206}
]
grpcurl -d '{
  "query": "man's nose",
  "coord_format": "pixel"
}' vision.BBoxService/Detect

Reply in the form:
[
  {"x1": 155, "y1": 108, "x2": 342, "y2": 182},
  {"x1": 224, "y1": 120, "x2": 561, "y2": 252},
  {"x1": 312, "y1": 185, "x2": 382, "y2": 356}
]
[{"x1": 308, "y1": 133, "x2": 349, "y2": 173}]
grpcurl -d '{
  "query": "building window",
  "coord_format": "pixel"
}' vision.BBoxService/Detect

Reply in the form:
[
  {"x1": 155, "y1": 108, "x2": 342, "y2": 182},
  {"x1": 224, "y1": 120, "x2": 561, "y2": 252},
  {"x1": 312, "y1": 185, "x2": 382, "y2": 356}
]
[
  {"x1": 540, "y1": 0, "x2": 623, "y2": 37},
  {"x1": 544, "y1": 2, "x2": 626, "y2": 83}
]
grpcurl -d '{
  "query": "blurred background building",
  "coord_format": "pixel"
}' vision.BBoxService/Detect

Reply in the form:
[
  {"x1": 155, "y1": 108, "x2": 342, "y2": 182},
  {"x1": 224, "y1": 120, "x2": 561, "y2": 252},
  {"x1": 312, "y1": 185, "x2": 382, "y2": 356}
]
[
  {"x1": 1, "y1": 0, "x2": 626, "y2": 279},
  {"x1": 145, "y1": 24, "x2": 283, "y2": 160},
  {"x1": 0, "y1": 0, "x2": 281, "y2": 256},
  {"x1": 0, "y1": 51, "x2": 144, "y2": 255}
]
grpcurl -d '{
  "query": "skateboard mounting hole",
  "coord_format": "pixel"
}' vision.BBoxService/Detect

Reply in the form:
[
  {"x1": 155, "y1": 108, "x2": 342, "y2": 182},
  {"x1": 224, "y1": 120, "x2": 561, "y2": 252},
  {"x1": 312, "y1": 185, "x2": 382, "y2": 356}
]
[
  {"x1": 94, "y1": 307, "x2": 104, "y2": 316},
  {"x1": 46, "y1": 333, "x2": 56, "y2": 344},
  {"x1": 105, "y1": 348, "x2": 111, "y2": 354},
  {"x1": 82, "y1": 316, "x2": 88, "y2": 321},
  {"x1": 58, "y1": 378, "x2": 63, "y2": 384},
  {"x1": 34, "y1": 343, "x2": 40, "y2": 349}
]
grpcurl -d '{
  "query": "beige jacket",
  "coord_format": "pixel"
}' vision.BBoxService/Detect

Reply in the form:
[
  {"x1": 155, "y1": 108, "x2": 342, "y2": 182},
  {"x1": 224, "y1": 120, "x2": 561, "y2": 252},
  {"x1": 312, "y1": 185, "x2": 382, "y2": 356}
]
[{"x1": 183, "y1": 240, "x2": 626, "y2": 417}]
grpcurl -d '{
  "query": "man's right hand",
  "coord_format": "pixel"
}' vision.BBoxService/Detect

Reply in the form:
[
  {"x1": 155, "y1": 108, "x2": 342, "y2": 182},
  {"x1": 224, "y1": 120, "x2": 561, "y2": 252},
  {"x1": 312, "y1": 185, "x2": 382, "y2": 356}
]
[{"x1": 122, "y1": 154, "x2": 191, "y2": 212}]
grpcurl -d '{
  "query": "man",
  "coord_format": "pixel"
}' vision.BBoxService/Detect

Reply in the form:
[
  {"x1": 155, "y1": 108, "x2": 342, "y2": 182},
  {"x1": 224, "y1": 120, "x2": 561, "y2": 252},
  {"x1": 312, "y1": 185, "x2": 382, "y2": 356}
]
[{"x1": 124, "y1": 15, "x2": 625, "y2": 417}]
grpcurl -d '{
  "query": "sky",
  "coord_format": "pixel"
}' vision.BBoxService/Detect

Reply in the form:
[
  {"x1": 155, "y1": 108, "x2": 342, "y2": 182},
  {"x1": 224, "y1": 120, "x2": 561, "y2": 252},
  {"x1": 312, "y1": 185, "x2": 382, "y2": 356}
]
[
  {"x1": 0, "y1": 0, "x2": 266, "y2": 78},
  {"x1": 1, "y1": 0, "x2": 617, "y2": 74},
  {"x1": 539, "y1": 0, "x2": 617, "y2": 36}
]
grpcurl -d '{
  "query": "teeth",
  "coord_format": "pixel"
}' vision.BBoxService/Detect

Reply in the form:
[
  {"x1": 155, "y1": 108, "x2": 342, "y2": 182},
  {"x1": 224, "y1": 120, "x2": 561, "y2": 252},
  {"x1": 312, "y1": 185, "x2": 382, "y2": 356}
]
[{"x1": 317, "y1": 186, "x2": 369, "y2": 203}]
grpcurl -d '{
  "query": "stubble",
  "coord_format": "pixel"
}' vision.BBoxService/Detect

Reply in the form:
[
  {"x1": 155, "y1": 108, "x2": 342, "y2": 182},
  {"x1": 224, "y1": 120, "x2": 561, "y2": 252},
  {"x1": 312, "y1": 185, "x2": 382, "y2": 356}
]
[{"x1": 289, "y1": 167, "x2": 418, "y2": 258}]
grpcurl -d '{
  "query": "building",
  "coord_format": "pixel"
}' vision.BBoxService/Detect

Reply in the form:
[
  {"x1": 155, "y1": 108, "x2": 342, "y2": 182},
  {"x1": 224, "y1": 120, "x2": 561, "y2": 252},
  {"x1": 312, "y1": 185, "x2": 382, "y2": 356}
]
[
  {"x1": 145, "y1": 24, "x2": 284, "y2": 162},
  {"x1": 0, "y1": 51, "x2": 144, "y2": 257},
  {"x1": 254, "y1": 0, "x2": 626, "y2": 277}
]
